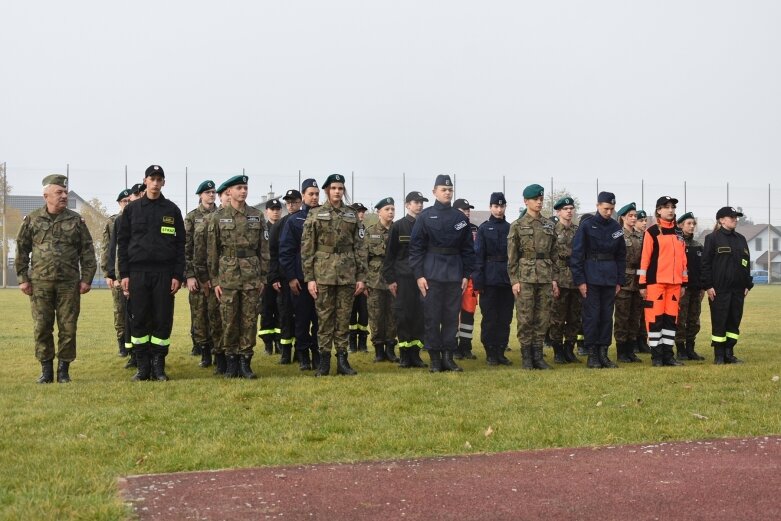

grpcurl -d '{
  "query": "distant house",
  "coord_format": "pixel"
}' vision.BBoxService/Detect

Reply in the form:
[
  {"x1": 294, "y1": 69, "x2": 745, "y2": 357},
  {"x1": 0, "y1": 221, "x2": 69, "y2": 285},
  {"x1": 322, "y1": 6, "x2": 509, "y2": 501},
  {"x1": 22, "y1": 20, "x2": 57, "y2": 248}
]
[
  {"x1": 698, "y1": 224, "x2": 781, "y2": 276},
  {"x1": 6, "y1": 191, "x2": 93, "y2": 216}
]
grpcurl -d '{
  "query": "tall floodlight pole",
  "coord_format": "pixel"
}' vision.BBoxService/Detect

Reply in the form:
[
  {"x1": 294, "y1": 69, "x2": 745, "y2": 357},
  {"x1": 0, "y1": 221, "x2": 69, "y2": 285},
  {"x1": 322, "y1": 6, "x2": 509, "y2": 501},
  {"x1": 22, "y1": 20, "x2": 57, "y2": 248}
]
[
  {"x1": 185, "y1": 167, "x2": 189, "y2": 214},
  {"x1": 2, "y1": 162, "x2": 6, "y2": 288}
]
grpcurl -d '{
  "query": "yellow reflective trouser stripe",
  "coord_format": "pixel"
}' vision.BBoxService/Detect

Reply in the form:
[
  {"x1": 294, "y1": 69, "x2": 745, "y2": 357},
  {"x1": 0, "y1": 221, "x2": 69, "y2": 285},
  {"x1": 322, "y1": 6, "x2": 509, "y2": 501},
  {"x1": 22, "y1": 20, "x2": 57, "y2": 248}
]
[
  {"x1": 726, "y1": 332, "x2": 739, "y2": 340},
  {"x1": 355, "y1": 324, "x2": 369, "y2": 332},
  {"x1": 131, "y1": 335, "x2": 150, "y2": 345},
  {"x1": 711, "y1": 335, "x2": 727, "y2": 342},
  {"x1": 124, "y1": 342, "x2": 133, "y2": 348},
  {"x1": 273, "y1": 328, "x2": 282, "y2": 334},
  {"x1": 257, "y1": 329, "x2": 276, "y2": 335},
  {"x1": 348, "y1": 324, "x2": 359, "y2": 331},
  {"x1": 279, "y1": 337, "x2": 295, "y2": 345},
  {"x1": 150, "y1": 336, "x2": 170, "y2": 346},
  {"x1": 577, "y1": 334, "x2": 585, "y2": 341},
  {"x1": 397, "y1": 341, "x2": 410, "y2": 348}
]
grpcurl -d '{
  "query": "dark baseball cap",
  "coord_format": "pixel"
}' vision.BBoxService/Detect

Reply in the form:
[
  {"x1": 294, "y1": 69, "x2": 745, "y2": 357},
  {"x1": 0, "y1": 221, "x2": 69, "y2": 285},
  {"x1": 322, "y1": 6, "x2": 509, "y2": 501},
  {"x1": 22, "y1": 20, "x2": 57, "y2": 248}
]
[
  {"x1": 655, "y1": 195, "x2": 678, "y2": 208},
  {"x1": 265, "y1": 198, "x2": 282, "y2": 209},
  {"x1": 144, "y1": 165, "x2": 164, "y2": 178},
  {"x1": 453, "y1": 198, "x2": 474, "y2": 210},
  {"x1": 351, "y1": 202, "x2": 368, "y2": 212},
  {"x1": 405, "y1": 191, "x2": 429, "y2": 203},
  {"x1": 716, "y1": 206, "x2": 743, "y2": 219},
  {"x1": 283, "y1": 189, "x2": 302, "y2": 201}
]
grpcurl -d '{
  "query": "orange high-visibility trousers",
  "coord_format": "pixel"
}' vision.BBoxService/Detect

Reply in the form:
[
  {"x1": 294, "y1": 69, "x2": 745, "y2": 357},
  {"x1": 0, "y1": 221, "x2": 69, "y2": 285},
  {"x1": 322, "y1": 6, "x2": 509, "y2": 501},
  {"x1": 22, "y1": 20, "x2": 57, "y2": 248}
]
[{"x1": 644, "y1": 283, "x2": 681, "y2": 358}]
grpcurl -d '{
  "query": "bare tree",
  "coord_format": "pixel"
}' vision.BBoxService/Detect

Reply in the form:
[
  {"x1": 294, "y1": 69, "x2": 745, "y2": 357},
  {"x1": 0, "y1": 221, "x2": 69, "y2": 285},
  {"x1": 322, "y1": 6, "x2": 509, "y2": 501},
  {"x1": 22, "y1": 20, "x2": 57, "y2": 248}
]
[
  {"x1": 80, "y1": 197, "x2": 111, "y2": 264},
  {"x1": 543, "y1": 188, "x2": 581, "y2": 218}
]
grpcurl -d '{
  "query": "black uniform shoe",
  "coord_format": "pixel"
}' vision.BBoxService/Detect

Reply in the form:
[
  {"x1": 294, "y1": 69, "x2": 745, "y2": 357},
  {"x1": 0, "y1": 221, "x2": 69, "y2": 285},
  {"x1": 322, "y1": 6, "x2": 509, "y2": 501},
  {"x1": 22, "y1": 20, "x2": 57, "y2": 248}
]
[
  {"x1": 563, "y1": 342, "x2": 581, "y2": 363},
  {"x1": 532, "y1": 345, "x2": 552, "y2": 370},
  {"x1": 552, "y1": 343, "x2": 568, "y2": 364},
  {"x1": 409, "y1": 346, "x2": 428, "y2": 368},
  {"x1": 132, "y1": 349, "x2": 152, "y2": 381},
  {"x1": 398, "y1": 348, "x2": 411, "y2": 368},
  {"x1": 357, "y1": 332, "x2": 369, "y2": 352},
  {"x1": 348, "y1": 332, "x2": 358, "y2": 353},
  {"x1": 636, "y1": 337, "x2": 652, "y2": 353},
  {"x1": 686, "y1": 340, "x2": 705, "y2": 361},
  {"x1": 310, "y1": 347, "x2": 321, "y2": 370},
  {"x1": 725, "y1": 346, "x2": 744, "y2": 364},
  {"x1": 125, "y1": 350, "x2": 137, "y2": 369},
  {"x1": 297, "y1": 348, "x2": 312, "y2": 370},
  {"x1": 385, "y1": 341, "x2": 400, "y2": 363},
  {"x1": 118, "y1": 338, "x2": 128, "y2": 357},
  {"x1": 213, "y1": 352, "x2": 227, "y2": 374},
  {"x1": 152, "y1": 353, "x2": 169, "y2": 381},
  {"x1": 429, "y1": 350, "x2": 444, "y2": 373},
  {"x1": 598, "y1": 345, "x2": 618, "y2": 368},
  {"x1": 616, "y1": 342, "x2": 634, "y2": 363},
  {"x1": 238, "y1": 355, "x2": 258, "y2": 379},
  {"x1": 224, "y1": 355, "x2": 240, "y2": 378},
  {"x1": 676, "y1": 342, "x2": 690, "y2": 361},
  {"x1": 315, "y1": 351, "x2": 331, "y2": 377},
  {"x1": 336, "y1": 351, "x2": 357, "y2": 375},
  {"x1": 496, "y1": 346, "x2": 512, "y2": 366},
  {"x1": 661, "y1": 346, "x2": 683, "y2": 366},
  {"x1": 714, "y1": 346, "x2": 726, "y2": 365},
  {"x1": 521, "y1": 346, "x2": 535, "y2": 370},
  {"x1": 191, "y1": 343, "x2": 202, "y2": 356},
  {"x1": 442, "y1": 350, "x2": 463, "y2": 372},
  {"x1": 373, "y1": 343, "x2": 387, "y2": 362},
  {"x1": 199, "y1": 345, "x2": 212, "y2": 368},
  {"x1": 278, "y1": 345, "x2": 293, "y2": 365},
  {"x1": 485, "y1": 346, "x2": 499, "y2": 366},
  {"x1": 37, "y1": 359, "x2": 54, "y2": 384},
  {"x1": 56, "y1": 360, "x2": 71, "y2": 383},
  {"x1": 587, "y1": 348, "x2": 602, "y2": 369}
]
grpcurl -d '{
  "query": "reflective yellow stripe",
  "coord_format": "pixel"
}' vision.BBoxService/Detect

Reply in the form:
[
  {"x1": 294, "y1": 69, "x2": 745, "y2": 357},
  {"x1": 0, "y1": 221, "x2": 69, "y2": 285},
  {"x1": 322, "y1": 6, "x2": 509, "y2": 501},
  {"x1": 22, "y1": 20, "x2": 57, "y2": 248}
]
[
  {"x1": 131, "y1": 335, "x2": 150, "y2": 345},
  {"x1": 711, "y1": 335, "x2": 727, "y2": 342},
  {"x1": 150, "y1": 336, "x2": 170, "y2": 346},
  {"x1": 409, "y1": 340, "x2": 424, "y2": 348},
  {"x1": 726, "y1": 332, "x2": 739, "y2": 340},
  {"x1": 124, "y1": 342, "x2": 133, "y2": 349},
  {"x1": 577, "y1": 334, "x2": 584, "y2": 341},
  {"x1": 273, "y1": 328, "x2": 282, "y2": 334},
  {"x1": 348, "y1": 324, "x2": 359, "y2": 331},
  {"x1": 257, "y1": 329, "x2": 276, "y2": 335},
  {"x1": 397, "y1": 341, "x2": 411, "y2": 348},
  {"x1": 279, "y1": 337, "x2": 295, "y2": 345},
  {"x1": 355, "y1": 324, "x2": 369, "y2": 332}
]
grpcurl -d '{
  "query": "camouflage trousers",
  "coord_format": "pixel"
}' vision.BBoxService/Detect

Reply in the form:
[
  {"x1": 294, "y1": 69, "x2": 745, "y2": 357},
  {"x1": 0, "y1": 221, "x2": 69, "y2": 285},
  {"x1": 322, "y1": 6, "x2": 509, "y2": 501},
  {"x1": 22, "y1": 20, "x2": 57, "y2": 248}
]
[
  {"x1": 315, "y1": 284, "x2": 354, "y2": 353},
  {"x1": 368, "y1": 287, "x2": 397, "y2": 344},
  {"x1": 110, "y1": 285, "x2": 126, "y2": 341},
  {"x1": 189, "y1": 289, "x2": 210, "y2": 346},
  {"x1": 614, "y1": 288, "x2": 644, "y2": 343},
  {"x1": 30, "y1": 279, "x2": 81, "y2": 362},
  {"x1": 549, "y1": 287, "x2": 581, "y2": 345},
  {"x1": 515, "y1": 282, "x2": 552, "y2": 347},
  {"x1": 220, "y1": 288, "x2": 260, "y2": 356},
  {"x1": 675, "y1": 289, "x2": 704, "y2": 344}
]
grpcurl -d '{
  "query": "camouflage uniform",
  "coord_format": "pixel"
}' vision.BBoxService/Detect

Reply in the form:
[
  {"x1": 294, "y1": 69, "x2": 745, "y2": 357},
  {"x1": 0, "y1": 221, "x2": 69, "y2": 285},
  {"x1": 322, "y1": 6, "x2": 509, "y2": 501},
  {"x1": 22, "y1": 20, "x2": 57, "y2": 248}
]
[
  {"x1": 302, "y1": 201, "x2": 367, "y2": 354},
  {"x1": 101, "y1": 214, "x2": 126, "y2": 346},
  {"x1": 675, "y1": 233, "x2": 704, "y2": 353},
  {"x1": 549, "y1": 220, "x2": 581, "y2": 354},
  {"x1": 507, "y1": 212, "x2": 559, "y2": 368},
  {"x1": 193, "y1": 209, "x2": 224, "y2": 359},
  {"x1": 614, "y1": 228, "x2": 644, "y2": 356},
  {"x1": 207, "y1": 204, "x2": 266, "y2": 357},
  {"x1": 365, "y1": 221, "x2": 397, "y2": 348},
  {"x1": 16, "y1": 207, "x2": 97, "y2": 362},
  {"x1": 185, "y1": 203, "x2": 217, "y2": 354}
]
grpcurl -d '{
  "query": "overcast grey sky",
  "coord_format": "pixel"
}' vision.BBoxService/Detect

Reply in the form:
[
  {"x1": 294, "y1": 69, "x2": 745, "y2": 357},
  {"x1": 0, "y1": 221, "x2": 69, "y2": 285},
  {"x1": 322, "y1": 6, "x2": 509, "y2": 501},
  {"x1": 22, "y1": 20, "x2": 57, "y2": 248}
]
[{"x1": 3, "y1": 0, "x2": 780, "y2": 221}]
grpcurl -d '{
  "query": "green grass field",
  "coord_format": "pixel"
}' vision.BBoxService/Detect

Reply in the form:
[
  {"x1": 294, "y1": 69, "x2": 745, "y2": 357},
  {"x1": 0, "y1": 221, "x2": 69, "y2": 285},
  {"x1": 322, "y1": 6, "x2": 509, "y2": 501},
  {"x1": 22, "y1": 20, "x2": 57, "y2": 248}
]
[{"x1": 1, "y1": 286, "x2": 779, "y2": 520}]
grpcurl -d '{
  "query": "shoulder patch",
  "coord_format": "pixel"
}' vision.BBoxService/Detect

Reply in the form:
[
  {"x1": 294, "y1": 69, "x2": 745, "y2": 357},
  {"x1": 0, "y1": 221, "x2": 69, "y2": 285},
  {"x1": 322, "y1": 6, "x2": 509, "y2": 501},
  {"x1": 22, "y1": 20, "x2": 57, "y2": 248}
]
[
  {"x1": 247, "y1": 216, "x2": 261, "y2": 223},
  {"x1": 220, "y1": 219, "x2": 233, "y2": 223},
  {"x1": 162, "y1": 216, "x2": 175, "y2": 225},
  {"x1": 612, "y1": 230, "x2": 624, "y2": 239},
  {"x1": 195, "y1": 218, "x2": 204, "y2": 223},
  {"x1": 454, "y1": 220, "x2": 467, "y2": 231}
]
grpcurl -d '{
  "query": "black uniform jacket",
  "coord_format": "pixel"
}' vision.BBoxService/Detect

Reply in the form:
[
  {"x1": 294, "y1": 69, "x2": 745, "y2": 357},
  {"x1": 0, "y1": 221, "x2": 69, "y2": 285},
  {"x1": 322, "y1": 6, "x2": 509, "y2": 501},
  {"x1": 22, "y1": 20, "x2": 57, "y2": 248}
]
[{"x1": 701, "y1": 227, "x2": 754, "y2": 292}]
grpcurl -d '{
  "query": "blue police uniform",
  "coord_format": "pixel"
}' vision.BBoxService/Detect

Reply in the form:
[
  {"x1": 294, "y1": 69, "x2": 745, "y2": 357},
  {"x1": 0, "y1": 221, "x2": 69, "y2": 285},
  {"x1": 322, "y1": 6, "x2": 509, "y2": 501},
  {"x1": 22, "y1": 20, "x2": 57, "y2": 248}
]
[
  {"x1": 472, "y1": 212, "x2": 513, "y2": 360},
  {"x1": 409, "y1": 188, "x2": 475, "y2": 371},
  {"x1": 570, "y1": 195, "x2": 626, "y2": 367}
]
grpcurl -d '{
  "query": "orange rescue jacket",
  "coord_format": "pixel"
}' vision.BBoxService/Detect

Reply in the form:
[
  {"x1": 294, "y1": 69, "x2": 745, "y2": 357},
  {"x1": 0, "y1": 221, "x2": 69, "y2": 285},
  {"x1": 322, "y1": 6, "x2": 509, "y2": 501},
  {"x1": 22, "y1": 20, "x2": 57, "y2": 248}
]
[{"x1": 638, "y1": 219, "x2": 688, "y2": 287}]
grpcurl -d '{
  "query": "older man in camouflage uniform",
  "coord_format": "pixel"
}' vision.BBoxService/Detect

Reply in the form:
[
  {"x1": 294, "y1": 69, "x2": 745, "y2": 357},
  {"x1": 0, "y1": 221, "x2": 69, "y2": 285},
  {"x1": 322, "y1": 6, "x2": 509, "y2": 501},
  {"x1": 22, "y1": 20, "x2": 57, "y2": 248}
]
[
  {"x1": 507, "y1": 184, "x2": 560, "y2": 370},
  {"x1": 16, "y1": 175, "x2": 97, "y2": 383},
  {"x1": 185, "y1": 180, "x2": 218, "y2": 368},
  {"x1": 302, "y1": 173, "x2": 367, "y2": 376},
  {"x1": 365, "y1": 197, "x2": 398, "y2": 363},
  {"x1": 206, "y1": 175, "x2": 267, "y2": 379},
  {"x1": 102, "y1": 188, "x2": 132, "y2": 357}
]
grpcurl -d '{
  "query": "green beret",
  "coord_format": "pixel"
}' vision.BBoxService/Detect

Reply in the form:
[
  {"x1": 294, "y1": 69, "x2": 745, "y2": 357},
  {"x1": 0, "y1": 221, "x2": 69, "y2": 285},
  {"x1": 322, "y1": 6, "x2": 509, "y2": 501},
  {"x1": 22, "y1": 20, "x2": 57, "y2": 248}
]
[
  {"x1": 636, "y1": 210, "x2": 647, "y2": 219},
  {"x1": 42, "y1": 175, "x2": 67, "y2": 188},
  {"x1": 617, "y1": 202, "x2": 637, "y2": 217},
  {"x1": 522, "y1": 184, "x2": 544, "y2": 199},
  {"x1": 222, "y1": 175, "x2": 249, "y2": 190},
  {"x1": 677, "y1": 211, "x2": 695, "y2": 224},
  {"x1": 216, "y1": 181, "x2": 228, "y2": 195},
  {"x1": 196, "y1": 180, "x2": 216, "y2": 195},
  {"x1": 375, "y1": 197, "x2": 394, "y2": 210},
  {"x1": 553, "y1": 196, "x2": 574, "y2": 210},
  {"x1": 322, "y1": 173, "x2": 346, "y2": 188},
  {"x1": 116, "y1": 189, "x2": 131, "y2": 202}
]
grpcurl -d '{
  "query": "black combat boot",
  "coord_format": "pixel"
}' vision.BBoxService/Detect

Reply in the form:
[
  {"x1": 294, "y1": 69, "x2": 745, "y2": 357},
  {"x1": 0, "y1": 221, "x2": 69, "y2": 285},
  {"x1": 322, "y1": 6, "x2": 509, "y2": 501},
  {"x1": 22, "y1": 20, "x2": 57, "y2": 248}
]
[
  {"x1": 552, "y1": 343, "x2": 568, "y2": 364},
  {"x1": 496, "y1": 345, "x2": 512, "y2": 366},
  {"x1": 348, "y1": 332, "x2": 358, "y2": 353},
  {"x1": 520, "y1": 346, "x2": 534, "y2": 370},
  {"x1": 199, "y1": 345, "x2": 212, "y2": 368},
  {"x1": 224, "y1": 354, "x2": 240, "y2": 378},
  {"x1": 278, "y1": 344, "x2": 293, "y2": 365},
  {"x1": 297, "y1": 348, "x2": 312, "y2": 370},
  {"x1": 532, "y1": 345, "x2": 552, "y2": 370},
  {"x1": 117, "y1": 338, "x2": 128, "y2": 357},
  {"x1": 586, "y1": 347, "x2": 602, "y2": 369},
  {"x1": 616, "y1": 342, "x2": 633, "y2": 363},
  {"x1": 152, "y1": 351, "x2": 169, "y2": 381},
  {"x1": 714, "y1": 345, "x2": 726, "y2": 365},
  {"x1": 409, "y1": 346, "x2": 428, "y2": 368},
  {"x1": 563, "y1": 342, "x2": 581, "y2": 363},
  {"x1": 373, "y1": 343, "x2": 387, "y2": 363},
  {"x1": 310, "y1": 347, "x2": 321, "y2": 370},
  {"x1": 429, "y1": 350, "x2": 444, "y2": 373},
  {"x1": 442, "y1": 350, "x2": 463, "y2": 372},
  {"x1": 263, "y1": 337, "x2": 274, "y2": 356},
  {"x1": 725, "y1": 345, "x2": 743, "y2": 364},
  {"x1": 191, "y1": 342, "x2": 202, "y2": 356},
  {"x1": 485, "y1": 346, "x2": 499, "y2": 366},
  {"x1": 125, "y1": 349, "x2": 137, "y2": 369},
  {"x1": 357, "y1": 332, "x2": 369, "y2": 352},
  {"x1": 686, "y1": 340, "x2": 705, "y2": 361},
  {"x1": 598, "y1": 346, "x2": 618, "y2": 368},
  {"x1": 238, "y1": 355, "x2": 258, "y2": 379},
  {"x1": 385, "y1": 340, "x2": 400, "y2": 363},
  {"x1": 213, "y1": 352, "x2": 227, "y2": 374},
  {"x1": 37, "y1": 359, "x2": 54, "y2": 384},
  {"x1": 56, "y1": 360, "x2": 71, "y2": 383},
  {"x1": 336, "y1": 351, "x2": 357, "y2": 375},
  {"x1": 315, "y1": 351, "x2": 331, "y2": 377},
  {"x1": 624, "y1": 341, "x2": 642, "y2": 363},
  {"x1": 661, "y1": 345, "x2": 683, "y2": 366},
  {"x1": 132, "y1": 348, "x2": 152, "y2": 381},
  {"x1": 398, "y1": 347, "x2": 411, "y2": 368},
  {"x1": 636, "y1": 337, "x2": 652, "y2": 353},
  {"x1": 676, "y1": 342, "x2": 690, "y2": 361}
]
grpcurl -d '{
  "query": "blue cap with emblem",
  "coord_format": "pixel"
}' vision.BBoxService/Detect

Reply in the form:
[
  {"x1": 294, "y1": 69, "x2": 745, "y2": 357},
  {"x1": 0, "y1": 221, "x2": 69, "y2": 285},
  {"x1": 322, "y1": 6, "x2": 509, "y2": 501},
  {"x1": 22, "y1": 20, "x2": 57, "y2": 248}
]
[
  {"x1": 617, "y1": 202, "x2": 636, "y2": 217},
  {"x1": 490, "y1": 192, "x2": 506, "y2": 206},
  {"x1": 195, "y1": 180, "x2": 216, "y2": 195},
  {"x1": 434, "y1": 174, "x2": 452, "y2": 187},
  {"x1": 523, "y1": 184, "x2": 544, "y2": 199},
  {"x1": 553, "y1": 196, "x2": 575, "y2": 210},
  {"x1": 375, "y1": 197, "x2": 394, "y2": 210},
  {"x1": 322, "y1": 174, "x2": 345, "y2": 188},
  {"x1": 301, "y1": 178, "x2": 318, "y2": 191},
  {"x1": 597, "y1": 191, "x2": 616, "y2": 204}
]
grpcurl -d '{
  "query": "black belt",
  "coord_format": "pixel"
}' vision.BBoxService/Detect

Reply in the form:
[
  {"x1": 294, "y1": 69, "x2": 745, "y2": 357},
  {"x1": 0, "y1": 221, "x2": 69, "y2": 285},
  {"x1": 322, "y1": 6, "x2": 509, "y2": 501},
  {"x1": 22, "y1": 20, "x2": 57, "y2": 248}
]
[
  {"x1": 487, "y1": 256, "x2": 507, "y2": 262},
  {"x1": 587, "y1": 253, "x2": 614, "y2": 261},
  {"x1": 521, "y1": 252, "x2": 550, "y2": 260},
  {"x1": 429, "y1": 247, "x2": 459, "y2": 255}
]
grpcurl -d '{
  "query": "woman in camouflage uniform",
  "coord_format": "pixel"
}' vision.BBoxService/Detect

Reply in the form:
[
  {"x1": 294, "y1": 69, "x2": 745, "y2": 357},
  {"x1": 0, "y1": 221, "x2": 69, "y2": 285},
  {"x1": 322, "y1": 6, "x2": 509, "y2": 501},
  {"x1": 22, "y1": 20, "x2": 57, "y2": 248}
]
[
  {"x1": 674, "y1": 212, "x2": 705, "y2": 361},
  {"x1": 613, "y1": 203, "x2": 643, "y2": 362}
]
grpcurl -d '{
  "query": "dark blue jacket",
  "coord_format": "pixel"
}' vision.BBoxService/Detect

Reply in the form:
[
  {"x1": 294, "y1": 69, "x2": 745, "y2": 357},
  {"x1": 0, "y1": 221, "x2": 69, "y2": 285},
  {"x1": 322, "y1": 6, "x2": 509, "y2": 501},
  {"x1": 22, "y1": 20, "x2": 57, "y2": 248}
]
[
  {"x1": 409, "y1": 201, "x2": 475, "y2": 282},
  {"x1": 472, "y1": 215, "x2": 511, "y2": 289},
  {"x1": 279, "y1": 205, "x2": 312, "y2": 282},
  {"x1": 570, "y1": 213, "x2": 626, "y2": 286}
]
